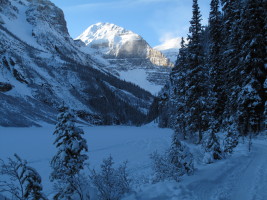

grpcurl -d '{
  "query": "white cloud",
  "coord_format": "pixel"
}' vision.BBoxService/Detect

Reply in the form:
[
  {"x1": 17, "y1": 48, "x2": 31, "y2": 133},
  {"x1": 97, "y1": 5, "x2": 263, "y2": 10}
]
[
  {"x1": 159, "y1": 32, "x2": 179, "y2": 43},
  {"x1": 155, "y1": 37, "x2": 182, "y2": 50}
]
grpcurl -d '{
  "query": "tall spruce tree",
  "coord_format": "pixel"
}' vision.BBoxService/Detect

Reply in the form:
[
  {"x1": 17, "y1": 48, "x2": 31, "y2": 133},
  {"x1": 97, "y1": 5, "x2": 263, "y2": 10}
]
[
  {"x1": 50, "y1": 106, "x2": 88, "y2": 200},
  {"x1": 185, "y1": 0, "x2": 209, "y2": 143},
  {"x1": 208, "y1": 0, "x2": 225, "y2": 127},
  {"x1": 171, "y1": 37, "x2": 189, "y2": 138},
  {"x1": 236, "y1": 0, "x2": 267, "y2": 134},
  {"x1": 220, "y1": 0, "x2": 243, "y2": 128}
]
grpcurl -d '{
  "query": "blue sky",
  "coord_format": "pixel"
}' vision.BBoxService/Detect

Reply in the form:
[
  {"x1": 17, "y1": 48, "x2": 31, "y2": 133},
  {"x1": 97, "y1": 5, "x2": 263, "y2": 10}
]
[{"x1": 50, "y1": 0, "x2": 210, "y2": 47}]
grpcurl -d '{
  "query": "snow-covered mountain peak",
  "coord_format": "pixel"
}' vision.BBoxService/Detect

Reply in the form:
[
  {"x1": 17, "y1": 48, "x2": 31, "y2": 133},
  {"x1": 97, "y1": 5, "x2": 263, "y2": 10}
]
[
  {"x1": 77, "y1": 22, "x2": 140, "y2": 48},
  {"x1": 76, "y1": 23, "x2": 173, "y2": 94},
  {"x1": 77, "y1": 22, "x2": 173, "y2": 66}
]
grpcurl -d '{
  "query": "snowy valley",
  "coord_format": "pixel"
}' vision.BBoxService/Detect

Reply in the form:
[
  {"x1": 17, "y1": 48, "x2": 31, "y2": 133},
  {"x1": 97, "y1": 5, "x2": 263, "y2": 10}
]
[{"x1": 0, "y1": 0, "x2": 156, "y2": 126}]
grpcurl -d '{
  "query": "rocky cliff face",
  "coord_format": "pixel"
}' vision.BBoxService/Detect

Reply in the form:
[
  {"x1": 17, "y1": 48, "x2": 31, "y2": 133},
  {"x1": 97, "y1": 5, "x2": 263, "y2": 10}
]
[
  {"x1": 147, "y1": 48, "x2": 170, "y2": 66},
  {"x1": 76, "y1": 23, "x2": 173, "y2": 94},
  {"x1": 0, "y1": 0, "x2": 153, "y2": 126}
]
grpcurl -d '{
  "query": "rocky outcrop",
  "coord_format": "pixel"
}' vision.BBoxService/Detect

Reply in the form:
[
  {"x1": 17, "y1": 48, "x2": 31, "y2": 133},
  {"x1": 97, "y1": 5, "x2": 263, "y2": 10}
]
[
  {"x1": 147, "y1": 48, "x2": 170, "y2": 66},
  {"x1": 0, "y1": 82, "x2": 13, "y2": 92}
]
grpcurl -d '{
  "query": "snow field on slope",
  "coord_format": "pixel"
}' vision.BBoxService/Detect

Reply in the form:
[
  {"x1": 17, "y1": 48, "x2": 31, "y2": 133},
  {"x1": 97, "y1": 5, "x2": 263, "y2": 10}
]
[
  {"x1": 1, "y1": 0, "x2": 44, "y2": 50},
  {"x1": 119, "y1": 69, "x2": 162, "y2": 95},
  {"x1": 0, "y1": 126, "x2": 266, "y2": 200}
]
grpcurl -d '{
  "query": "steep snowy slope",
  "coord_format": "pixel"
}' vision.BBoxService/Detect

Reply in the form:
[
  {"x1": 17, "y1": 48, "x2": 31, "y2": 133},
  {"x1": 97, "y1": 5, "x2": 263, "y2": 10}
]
[
  {"x1": 154, "y1": 38, "x2": 180, "y2": 64},
  {"x1": 0, "y1": 0, "x2": 153, "y2": 126},
  {"x1": 76, "y1": 23, "x2": 173, "y2": 94}
]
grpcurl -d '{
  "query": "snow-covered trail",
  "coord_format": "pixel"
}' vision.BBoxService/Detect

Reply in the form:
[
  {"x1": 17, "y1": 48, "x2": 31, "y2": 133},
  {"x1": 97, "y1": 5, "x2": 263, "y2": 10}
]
[
  {"x1": 127, "y1": 138, "x2": 267, "y2": 200},
  {"x1": 180, "y1": 139, "x2": 267, "y2": 200}
]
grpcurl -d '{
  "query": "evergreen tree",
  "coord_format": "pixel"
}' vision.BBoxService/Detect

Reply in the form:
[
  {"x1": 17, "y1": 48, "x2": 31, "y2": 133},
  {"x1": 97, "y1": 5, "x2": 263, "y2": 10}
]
[
  {"x1": 50, "y1": 106, "x2": 88, "y2": 200},
  {"x1": 209, "y1": 0, "x2": 221, "y2": 68},
  {"x1": 203, "y1": 127, "x2": 223, "y2": 163},
  {"x1": 224, "y1": 128, "x2": 239, "y2": 154},
  {"x1": 185, "y1": 0, "x2": 209, "y2": 143},
  {"x1": 188, "y1": 0, "x2": 203, "y2": 60},
  {"x1": 171, "y1": 37, "x2": 189, "y2": 138},
  {"x1": 174, "y1": 37, "x2": 187, "y2": 67},
  {"x1": 236, "y1": 0, "x2": 267, "y2": 134},
  {"x1": 208, "y1": 0, "x2": 226, "y2": 128},
  {"x1": 220, "y1": 0, "x2": 243, "y2": 128},
  {"x1": 169, "y1": 133, "x2": 194, "y2": 175}
]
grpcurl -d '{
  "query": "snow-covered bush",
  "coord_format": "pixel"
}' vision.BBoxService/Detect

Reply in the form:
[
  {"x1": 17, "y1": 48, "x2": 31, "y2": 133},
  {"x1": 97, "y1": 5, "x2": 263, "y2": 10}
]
[
  {"x1": 50, "y1": 105, "x2": 89, "y2": 200},
  {"x1": 90, "y1": 156, "x2": 131, "y2": 200},
  {"x1": 151, "y1": 134, "x2": 194, "y2": 182},
  {"x1": 203, "y1": 129, "x2": 224, "y2": 164},
  {"x1": 0, "y1": 154, "x2": 47, "y2": 200},
  {"x1": 150, "y1": 151, "x2": 181, "y2": 182},
  {"x1": 224, "y1": 130, "x2": 239, "y2": 154},
  {"x1": 53, "y1": 173, "x2": 90, "y2": 200}
]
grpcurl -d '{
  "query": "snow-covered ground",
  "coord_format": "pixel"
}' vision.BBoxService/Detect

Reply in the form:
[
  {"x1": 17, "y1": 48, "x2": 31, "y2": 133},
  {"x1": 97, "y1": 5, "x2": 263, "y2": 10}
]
[
  {"x1": 0, "y1": 125, "x2": 266, "y2": 200},
  {"x1": 129, "y1": 136, "x2": 267, "y2": 200}
]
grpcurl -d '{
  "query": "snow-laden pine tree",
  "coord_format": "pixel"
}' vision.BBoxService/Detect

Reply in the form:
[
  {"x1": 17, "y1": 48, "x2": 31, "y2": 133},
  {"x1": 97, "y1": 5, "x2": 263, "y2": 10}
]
[
  {"x1": 220, "y1": 0, "x2": 243, "y2": 128},
  {"x1": 171, "y1": 37, "x2": 189, "y2": 139},
  {"x1": 169, "y1": 133, "x2": 194, "y2": 175},
  {"x1": 209, "y1": 0, "x2": 222, "y2": 67},
  {"x1": 236, "y1": 0, "x2": 267, "y2": 134},
  {"x1": 0, "y1": 154, "x2": 47, "y2": 200},
  {"x1": 224, "y1": 126, "x2": 239, "y2": 154},
  {"x1": 185, "y1": 0, "x2": 210, "y2": 143},
  {"x1": 203, "y1": 125, "x2": 223, "y2": 163},
  {"x1": 208, "y1": 0, "x2": 226, "y2": 128},
  {"x1": 50, "y1": 106, "x2": 89, "y2": 200}
]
